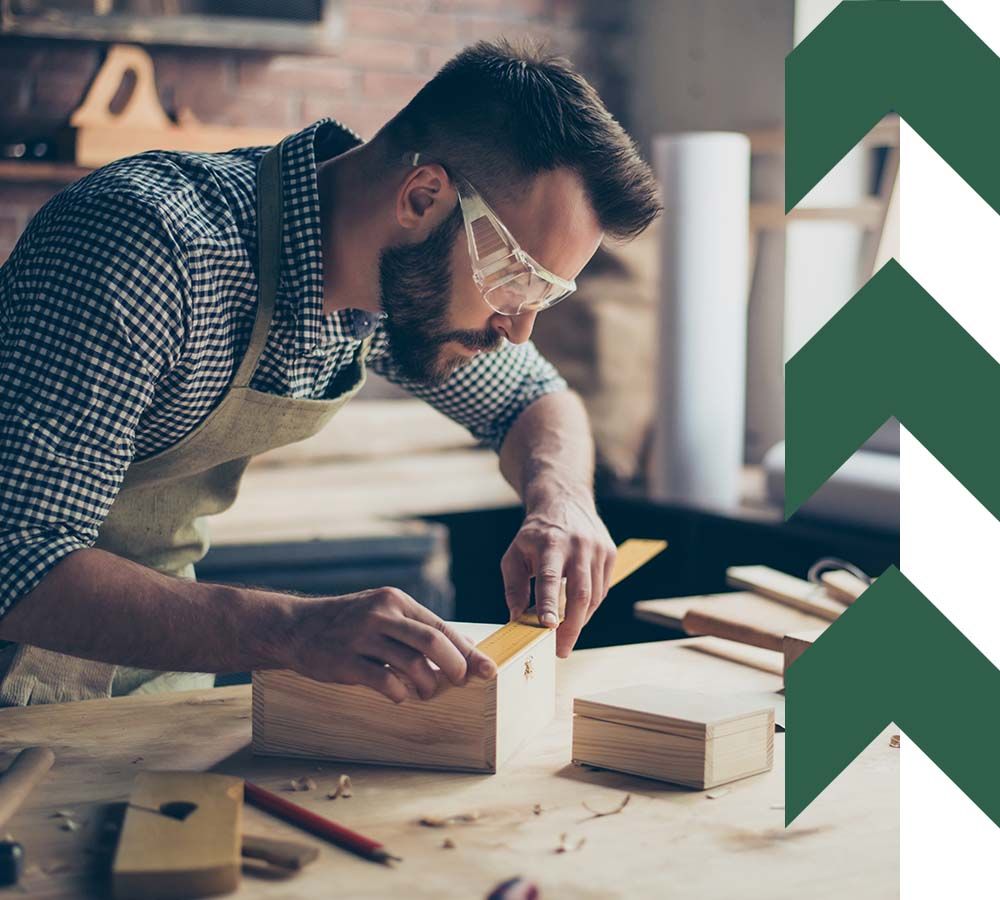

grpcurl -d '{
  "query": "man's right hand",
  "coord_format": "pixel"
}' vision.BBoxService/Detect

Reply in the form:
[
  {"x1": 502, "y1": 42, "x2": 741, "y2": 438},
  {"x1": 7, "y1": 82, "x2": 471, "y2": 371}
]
[{"x1": 280, "y1": 587, "x2": 498, "y2": 704}]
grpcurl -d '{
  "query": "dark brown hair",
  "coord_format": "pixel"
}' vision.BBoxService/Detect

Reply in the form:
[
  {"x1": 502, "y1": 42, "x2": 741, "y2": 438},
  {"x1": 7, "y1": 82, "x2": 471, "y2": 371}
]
[{"x1": 375, "y1": 39, "x2": 661, "y2": 241}]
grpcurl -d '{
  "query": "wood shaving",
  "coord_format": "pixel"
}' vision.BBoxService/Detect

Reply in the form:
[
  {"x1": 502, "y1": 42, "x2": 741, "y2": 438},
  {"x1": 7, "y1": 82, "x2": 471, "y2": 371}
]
[
  {"x1": 441, "y1": 838, "x2": 456, "y2": 849},
  {"x1": 60, "y1": 819, "x2": 81, "y2": 832},
  {"x1": 532, "y1": 803, "x2": 543, "y2": 816},
  {"x1": 706, "y1": 788, "x2": 731, "y2": 800},
  {"x1": 418, "y1": 811, "x2": 482, "y2": 828},
  {"x1": 326, "y1": 774, "x2": 353, "y2": 799},
  {"x1": 890, "y1": 734, "x2": 900, "y2": 749},
  {"x1": 290, "y1": 776, "x2": 317, "y2": 792},
  {"x1": 555, "y1": 832, "x2": 586, "y2": 854},
  {"x1": 581, "y1": 794, "x2": 631, "y2": 819}
]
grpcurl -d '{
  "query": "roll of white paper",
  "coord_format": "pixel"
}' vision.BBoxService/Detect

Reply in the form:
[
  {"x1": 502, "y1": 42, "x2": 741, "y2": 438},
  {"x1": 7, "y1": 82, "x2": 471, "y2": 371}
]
[{"x1": 650, "y1": 132, "x2": 751, "y2": 510}]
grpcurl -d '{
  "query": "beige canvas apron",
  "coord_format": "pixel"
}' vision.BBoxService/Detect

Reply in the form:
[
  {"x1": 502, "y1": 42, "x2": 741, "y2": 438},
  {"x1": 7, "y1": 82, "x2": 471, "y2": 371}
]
[{"x1": 0, "y1": 140, "x2": 370, "y2": 706}]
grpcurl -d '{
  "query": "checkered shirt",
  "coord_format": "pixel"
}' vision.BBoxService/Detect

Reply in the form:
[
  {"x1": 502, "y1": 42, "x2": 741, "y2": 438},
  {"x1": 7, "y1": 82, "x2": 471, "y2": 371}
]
[{"x1": 0, "y1": 119, "x2": 566, "y2": 619}]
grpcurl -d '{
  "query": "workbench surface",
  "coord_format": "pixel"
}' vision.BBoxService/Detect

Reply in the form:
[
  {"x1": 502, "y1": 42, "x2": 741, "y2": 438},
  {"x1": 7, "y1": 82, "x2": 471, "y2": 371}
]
[{"x1": 0, "y1": 638, "x2": 897, "y2": 899}]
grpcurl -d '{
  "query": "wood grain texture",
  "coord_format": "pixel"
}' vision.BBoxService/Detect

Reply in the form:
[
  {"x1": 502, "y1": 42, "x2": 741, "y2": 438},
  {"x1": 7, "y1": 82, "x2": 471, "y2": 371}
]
[
  {"x1": 112, "y1": 771, "x2": 242, "y2": 900},
  {"x1": 0, "y1": 639, "x2": 898, "y2": 900},
  {"x1": 681, "y1": 610, "x2": 786, "y2": 653},
  {"x1": 635, "y1": 590, "x2": 829, "y2": 635},
  {"x1": 0, "y1": 746, "x2": 54, "y2": 829},
  {"x1": 252, "y1": 628, "x2": 555, "y2": 773},
  {"x1": 726, "y1": 566, "x2": 845, "y2": 621},
  {"x1": 782, "y1": 630, "x2": 826, "y2": 675},
  {"x1": 820, "y1": 570, "x2": 870, "y2": 605},
  {"x1": 572, "y1": 686, "x2": 774, "y2": 790}
]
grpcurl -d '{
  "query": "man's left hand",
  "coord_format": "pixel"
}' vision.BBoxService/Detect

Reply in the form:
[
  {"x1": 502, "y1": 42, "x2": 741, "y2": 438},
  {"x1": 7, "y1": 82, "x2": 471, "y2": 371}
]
[{"x1": 501, "y1": 491, "x2": 616, "y2": 658}]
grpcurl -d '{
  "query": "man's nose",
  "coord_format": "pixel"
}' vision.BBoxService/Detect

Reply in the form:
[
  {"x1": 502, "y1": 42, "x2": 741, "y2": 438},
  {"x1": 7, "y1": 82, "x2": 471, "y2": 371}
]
[{"x1": 493, "y1": 309, "x2": 538, "y2": 345}]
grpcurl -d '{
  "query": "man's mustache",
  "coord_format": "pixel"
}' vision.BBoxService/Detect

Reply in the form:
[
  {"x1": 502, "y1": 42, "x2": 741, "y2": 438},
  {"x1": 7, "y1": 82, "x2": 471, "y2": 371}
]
[{"x1": 442, "y1": 329, "x2": 505, "y2": 352}]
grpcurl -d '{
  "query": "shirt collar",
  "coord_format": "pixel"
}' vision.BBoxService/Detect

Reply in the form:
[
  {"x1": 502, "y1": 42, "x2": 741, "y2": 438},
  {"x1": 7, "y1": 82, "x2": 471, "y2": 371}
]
[{"x1": 277, "y1": 118, "x2": 363, "y2": 356}]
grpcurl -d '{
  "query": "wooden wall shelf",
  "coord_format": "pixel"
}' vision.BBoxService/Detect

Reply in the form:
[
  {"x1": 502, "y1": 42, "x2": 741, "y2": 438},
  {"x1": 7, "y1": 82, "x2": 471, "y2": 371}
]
[{"x1": 0, "y1": 160, "x2": 91, "y2": 186}]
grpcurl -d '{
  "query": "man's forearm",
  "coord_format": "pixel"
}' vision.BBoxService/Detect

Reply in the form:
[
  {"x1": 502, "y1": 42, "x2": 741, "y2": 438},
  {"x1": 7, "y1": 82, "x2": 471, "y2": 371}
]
[
  {"x1": 498, "y1": 390, "x2": 596, "y2": 509},
  {"x1": 0, "y1": 548, "x2": 295, "y2": 674}
]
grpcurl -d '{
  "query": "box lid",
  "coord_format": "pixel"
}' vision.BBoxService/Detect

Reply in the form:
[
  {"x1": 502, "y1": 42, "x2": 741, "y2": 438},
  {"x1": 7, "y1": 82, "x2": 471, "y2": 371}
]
[{"x1": 573, "y1": 685, "x2": 775, "y2": 740}]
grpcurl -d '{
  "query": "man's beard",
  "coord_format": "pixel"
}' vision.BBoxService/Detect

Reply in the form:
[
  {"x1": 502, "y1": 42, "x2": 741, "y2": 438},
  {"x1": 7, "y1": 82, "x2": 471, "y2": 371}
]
[{"x1": 379, "y1": 204, "x2": 503, "y2": 386}]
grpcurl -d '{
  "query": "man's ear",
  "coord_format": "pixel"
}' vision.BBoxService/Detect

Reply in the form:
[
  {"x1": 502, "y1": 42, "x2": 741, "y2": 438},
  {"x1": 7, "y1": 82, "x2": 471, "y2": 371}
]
[{"x1": 396, "y1": 163, "x2": 453, "y2": 230}]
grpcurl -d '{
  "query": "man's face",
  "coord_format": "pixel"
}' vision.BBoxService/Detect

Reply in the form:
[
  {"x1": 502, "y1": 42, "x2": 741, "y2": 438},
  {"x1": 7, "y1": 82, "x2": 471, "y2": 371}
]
[{"x1": 379, "y1": 166, "x2": 604, "y2": 386}]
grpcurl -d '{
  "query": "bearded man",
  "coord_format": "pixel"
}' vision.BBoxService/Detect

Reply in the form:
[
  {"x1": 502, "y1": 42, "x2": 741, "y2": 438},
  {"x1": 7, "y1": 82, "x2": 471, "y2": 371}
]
[{"x1": 0, "y1": 40, "x2": 660, "y2": 706}]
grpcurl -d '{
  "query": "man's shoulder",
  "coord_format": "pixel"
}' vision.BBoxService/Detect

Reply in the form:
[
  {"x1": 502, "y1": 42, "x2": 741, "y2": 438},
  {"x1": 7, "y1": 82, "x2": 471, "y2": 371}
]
[{"x1": 53, "y1": 145, "x2": 265, "y2": 247}]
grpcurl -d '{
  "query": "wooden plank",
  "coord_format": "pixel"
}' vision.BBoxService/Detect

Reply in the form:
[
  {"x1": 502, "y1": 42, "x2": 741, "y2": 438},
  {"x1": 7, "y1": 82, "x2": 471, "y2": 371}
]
[
  {"x1": 726, "y1": 566, "x2": 844, "y2": 621},
  {"x1": 0, "y1": 639, "x2": 898, "y2": 900},
  {"x1": 783, "y1": 629, "x2": 826, "y2": 675},
  {"x1": 112, "y1": 771, "x2": 243, "y2": 900},
  {"x1": 821, "y1": 570, "x2": 870, "y2": 605},
  {"x1": 681, "y1": 609, "x2": 785, "y2": 653},
  {"x1": 252, "y1": 627, "x2": 556, "y2": 773},
  {"x1": 635, "y1": 590, "x2": 829, "y2": 634}
]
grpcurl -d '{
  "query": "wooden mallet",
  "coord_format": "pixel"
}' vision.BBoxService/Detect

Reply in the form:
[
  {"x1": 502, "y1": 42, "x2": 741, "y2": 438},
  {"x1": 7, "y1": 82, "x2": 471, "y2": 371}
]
[{"x1": 0, "y1": 747, "x2": 56, "y2": 887}]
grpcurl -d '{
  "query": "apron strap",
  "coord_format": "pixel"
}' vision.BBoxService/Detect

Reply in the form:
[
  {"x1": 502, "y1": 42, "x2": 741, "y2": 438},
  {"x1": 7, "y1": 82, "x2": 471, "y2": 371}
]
[{"x1": 234, "y1": 141, "x2": 284, "y2": 389}]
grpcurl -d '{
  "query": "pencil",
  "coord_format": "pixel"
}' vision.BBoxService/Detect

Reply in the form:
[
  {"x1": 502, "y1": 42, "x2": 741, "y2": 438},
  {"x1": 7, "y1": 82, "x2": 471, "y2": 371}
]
[{"x1": 243, "y1": 780, "x2": 401, "y2": 865}]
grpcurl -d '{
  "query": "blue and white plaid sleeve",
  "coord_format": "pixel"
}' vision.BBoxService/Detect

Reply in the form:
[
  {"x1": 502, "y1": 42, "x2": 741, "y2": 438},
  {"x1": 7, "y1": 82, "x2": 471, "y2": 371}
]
[
  {"x1": 368, "y1": 330, "x2": 568, "y2": 451},
  {"x1": 0, "y1": 192, "x2": 188, "y2": 619}
]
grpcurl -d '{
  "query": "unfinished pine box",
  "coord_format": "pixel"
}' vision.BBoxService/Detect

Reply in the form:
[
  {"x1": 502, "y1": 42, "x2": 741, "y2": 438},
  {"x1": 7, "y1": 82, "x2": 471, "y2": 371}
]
[
  {"x1": 572, "y1": 685, "x2": 774, "y2": 790},
  {"x1": 252, "y1": 625, "x2": 555, "y2": 773}
]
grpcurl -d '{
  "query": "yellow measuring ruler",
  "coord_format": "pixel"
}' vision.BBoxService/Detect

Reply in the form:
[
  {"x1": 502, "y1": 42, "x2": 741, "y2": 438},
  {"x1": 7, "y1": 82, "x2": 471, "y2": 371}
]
[{"x1": 477, "y1": 538, "x2": 668, "y2": 666}]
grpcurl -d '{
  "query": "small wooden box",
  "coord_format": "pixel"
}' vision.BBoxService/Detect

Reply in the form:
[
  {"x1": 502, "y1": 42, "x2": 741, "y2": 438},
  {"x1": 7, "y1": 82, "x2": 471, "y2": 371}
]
[
  {"x1": 252, "y1": 625, "x2": 555, "y2": 773},
  {"x1": 572, "y1": 685, "x2": 774, "y2": 790}
]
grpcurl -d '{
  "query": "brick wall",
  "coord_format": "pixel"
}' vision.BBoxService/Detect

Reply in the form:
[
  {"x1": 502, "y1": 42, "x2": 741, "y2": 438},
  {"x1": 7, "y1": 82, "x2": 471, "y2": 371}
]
[{"x1": 0, "y1": 0, "x2": 631, "y2": 263}]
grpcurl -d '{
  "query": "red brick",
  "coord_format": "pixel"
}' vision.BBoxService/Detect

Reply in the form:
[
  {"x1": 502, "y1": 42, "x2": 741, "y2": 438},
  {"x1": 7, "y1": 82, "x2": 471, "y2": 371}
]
[
  {"x1": 418, "y1": 43, "x2": 464, "y2": 74},
  {"x1": 300, "y1": 99, "x2": 398, "y2": 140},
  {"x1": 361, "y1": 70, "x2": 428, "y2": 103},
  {"x1": 338, "y1": 37, "x2": 421, "y2": 72},
  {"x1": 454, "y1": 16, "x2": 552, "y2": 45},
  {"x1": 0, "y1": 71, "x2": 30, "y2": 113},
  {"x1": 32, "y1": 44, "x2": 103, "y2": 79},
  {"x1": 345, "y1": 5, "x2": 459, "y2": 44},
  {"x1": 431, "y1": 0, "x2": 548, "y2": 16},
  {"x1": 237, "y1": 56, "x2": 358, "y2": 93},
  {"x1": 32, "y1": 74, "x2": 91, "y2": 117},
  {"x1": 172, "y1": 84, "x2": 298, "y2": 130}
]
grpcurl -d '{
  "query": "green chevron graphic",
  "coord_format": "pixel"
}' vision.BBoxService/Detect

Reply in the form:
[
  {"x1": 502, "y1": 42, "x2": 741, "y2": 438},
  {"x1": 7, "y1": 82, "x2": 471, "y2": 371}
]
[
  {"x1": 785, "y1": 260, "x2": 1000, "y2": 519},
  {"x1": 787, "y1": 0, "x2": 1000, "y2": 212},
  {"x1": 785, "y1": 568, "x2": 1000, "y2": 825},
  {"x1": 785, "y1": 0, "x2": 1000, "y2": 828}
]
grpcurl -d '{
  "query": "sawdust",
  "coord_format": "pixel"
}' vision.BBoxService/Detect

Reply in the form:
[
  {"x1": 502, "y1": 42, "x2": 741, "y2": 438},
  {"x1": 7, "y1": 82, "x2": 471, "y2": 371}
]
[
  {"x1": 532, "y1": 804, "x2": 544, "y2": 816},
  {"x1": 419, "y1": 811, "x2": 482, "y2": 828},
  {"x1": 326, "y1": 775, "x2": 352, "y2": 799},
  {"x1": 289, "y1": 777, "x2": 317, "y2": 792},
  {"x1": 581, "y1": 794, "x2": 631, "y2": 819},
  {"x1": 889, "y1": 734, "x2": 900, "y2": 749},
  {"x1": 441, "y1": 838, "x2": 456, "y2": 849},
  {"x1": 555, "y1": 832, "x2": 586, "y2": 854}
]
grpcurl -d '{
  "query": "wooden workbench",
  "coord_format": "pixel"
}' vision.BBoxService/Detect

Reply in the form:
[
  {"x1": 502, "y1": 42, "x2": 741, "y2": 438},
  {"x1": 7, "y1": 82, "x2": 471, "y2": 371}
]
[{"x1": 0, "y1": 639, "x2": 898, "y2": 899}]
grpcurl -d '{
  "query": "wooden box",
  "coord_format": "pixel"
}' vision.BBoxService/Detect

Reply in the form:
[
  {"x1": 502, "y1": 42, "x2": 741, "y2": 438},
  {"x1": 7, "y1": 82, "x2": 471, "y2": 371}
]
[
  {"x1": 252, "y1": 624, "x2": 555, "y2": 773},
  {"x1": 572, "y1": 685, "x2": 774, "y2": 790}
]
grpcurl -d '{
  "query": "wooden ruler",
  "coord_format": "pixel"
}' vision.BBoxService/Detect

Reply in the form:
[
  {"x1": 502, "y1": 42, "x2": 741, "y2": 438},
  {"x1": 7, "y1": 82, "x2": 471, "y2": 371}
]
[{"x1": 478, "y1": 539, "x2": 668, "y2": 665}]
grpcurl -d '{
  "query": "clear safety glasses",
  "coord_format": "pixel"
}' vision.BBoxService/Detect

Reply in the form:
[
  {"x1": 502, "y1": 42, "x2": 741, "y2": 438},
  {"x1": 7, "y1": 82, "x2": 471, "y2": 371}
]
[{"x1": 405, "y1": 152, "x2": 577, "y2": 317}]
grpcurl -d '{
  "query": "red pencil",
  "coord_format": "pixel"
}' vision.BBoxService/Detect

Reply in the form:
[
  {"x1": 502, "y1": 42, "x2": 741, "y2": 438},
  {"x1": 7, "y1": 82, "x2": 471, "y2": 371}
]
[{"x1": 244, "y1": 780, "x2": 401, "y2": 865}]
